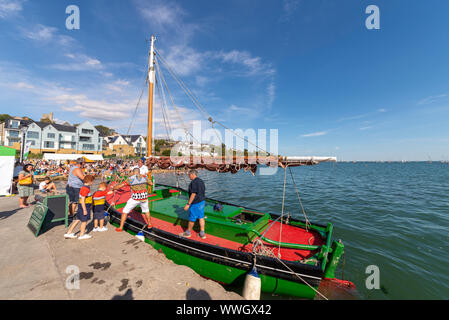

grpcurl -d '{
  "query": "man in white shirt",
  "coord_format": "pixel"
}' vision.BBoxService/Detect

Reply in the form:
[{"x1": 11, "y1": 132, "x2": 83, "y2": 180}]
[{"x1": 133, "y1": 159, "x2": 149, "y2": 176}]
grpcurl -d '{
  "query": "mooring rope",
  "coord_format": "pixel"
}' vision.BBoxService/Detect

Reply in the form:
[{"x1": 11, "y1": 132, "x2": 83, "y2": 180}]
[
  {"x1": 288, "y1": 166, "x2": 311, "y2": 231},
  {"x1": 279, "y1": 166, "x2": 288, "y2": 258},
  {"x1": 252, "y1": 239, "x2": 329, "y2": 300}
]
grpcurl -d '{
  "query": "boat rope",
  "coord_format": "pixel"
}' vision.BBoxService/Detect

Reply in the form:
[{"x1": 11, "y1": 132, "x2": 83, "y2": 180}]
[
  {"x1": 252, "y1": 239, "x2": 329, "y2": 300},
  {"x1": 155, "y1": 57, "x2": 204, "y2": 148},
  {"x1": 288, "y1": 166, "x2": 311, "y2": 231},
  {"x1": 279, "y1": 165, "x2": 288, "y2": 258},
  {"x1": 126, "y1": 60, "x2": 149, "y2": 136},
  {"x1": 154, "y1": 47, "x2": 272, "y2": 157},
  {"x1": 155, "y1": 63, "x2": 174, "y2": 140}
]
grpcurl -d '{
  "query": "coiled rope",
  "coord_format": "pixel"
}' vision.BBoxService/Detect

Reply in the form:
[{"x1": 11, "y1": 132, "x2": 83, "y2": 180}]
[{"x1": 252, "y1": 238, "x2": 329, "y2": 300}]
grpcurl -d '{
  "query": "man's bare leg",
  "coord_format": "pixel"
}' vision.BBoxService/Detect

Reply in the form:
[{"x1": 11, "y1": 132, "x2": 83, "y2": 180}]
[
  {"x1": 199, "y1": 218, "x2": 205, "y2": 233},
  {"x1": 79, "y1": 222, "x2": 87, "y2": 237},
  {"x1": 119, "y1": 213, "x2": 128, "y2": 230},
  {"x1": 67, "y1": 220, "x2": 80, "y2": 234},
  {"x1": 144, "y1": 212, "x2": 152, "y2": 227}
]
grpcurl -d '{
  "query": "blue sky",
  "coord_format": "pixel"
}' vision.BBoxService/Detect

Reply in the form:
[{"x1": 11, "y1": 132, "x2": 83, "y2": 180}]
[{"x1": 0, "y1": 0, "x2": 449, "y2": 161}]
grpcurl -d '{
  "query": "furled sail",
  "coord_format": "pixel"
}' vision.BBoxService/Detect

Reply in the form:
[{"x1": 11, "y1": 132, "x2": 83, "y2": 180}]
[{"x1": 145, "y1": 156, "x2": 336, "y2": 175}]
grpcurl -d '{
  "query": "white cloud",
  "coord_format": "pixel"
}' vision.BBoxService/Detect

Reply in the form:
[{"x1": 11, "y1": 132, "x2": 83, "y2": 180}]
[
  {"x1": 23, "y1": 24, "x2": 57, "y2": 41},
  {"x1": 359, "y1": 126, "x2": 373, "y2": 131},
  {"x1": 280, "y1": 0, "x2": 301, "y2": 22},
  {"x1": 417, "y1": 94, "x2": 447, "y2": 105},
  {"x1": 0, "y1": 0, "x2": 23, "y2": 19},
  {"x1": 0, "y1": 62, "x2": 142, "y2": 126},
  {"x1": 139, "y1": 2, "x2": 184, "y2": 27},
  {"x1": 105, "y1": 79, "x2": 131, "y2": 93},
  {"x1": 13, "y1": 82, "x2": 34, "y2": 89},
  {"x1": 49, "y1": 94, "x2": 135, "y2": 121},
  {"x1": 136, "y1": 0, "x2": 198, "y2": 43},
  {"x1": 21, "y1": 24, "x2": 76, "y2": 47},
  {"x1": 218, "y1": 50, "x2": 275, "y2": 76},
  {"x1": 301, "y1": 131, "x2": 328, "y2": 138},
  {"x1": 338, "y1": 108, "x2": 387, "y2": 122},
  {"x1": 164, "y1": 45, "x2": 204, "y2": 76},
  {"x1": 267, "y1": 82, "x2": 275, "y2": 109},
  {"x1": 49, "y1": 54, "x2": 104, "y2": 71}
]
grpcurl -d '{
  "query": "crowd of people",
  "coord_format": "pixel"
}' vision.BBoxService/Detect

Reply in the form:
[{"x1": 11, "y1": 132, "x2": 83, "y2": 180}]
[
  {"x1": 12, "y1": 157, "x2": 207, "y2": 241},
  {"x1": 14, "y1": 158, "x2": 206, "y2": 240},
  {"x1": 12, "y1": 158, "x2": 148, "y2": 207}
]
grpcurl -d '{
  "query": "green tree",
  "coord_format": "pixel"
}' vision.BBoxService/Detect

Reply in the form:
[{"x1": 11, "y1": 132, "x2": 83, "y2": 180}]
[
  {"x1": 0, "y1": 114, "x2": 12, "y2": 123},
  {"x1": 95, "y1": 125, "x2": 116, "y2": 136}
]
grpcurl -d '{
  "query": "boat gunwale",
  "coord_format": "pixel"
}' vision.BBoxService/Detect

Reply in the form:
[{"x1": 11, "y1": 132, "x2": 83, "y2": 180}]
[
  {"x1": 106, "y1": 200, "x2": 324, "y2": 286},
  {"x1": 154, "y1": 183, "x2": 330, "y2": 229}
]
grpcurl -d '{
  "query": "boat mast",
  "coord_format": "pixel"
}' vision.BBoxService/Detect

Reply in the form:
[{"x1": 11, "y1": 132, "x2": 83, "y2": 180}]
[{"x1": 147, "y1": 35, "x2": 156, "y2": 158}]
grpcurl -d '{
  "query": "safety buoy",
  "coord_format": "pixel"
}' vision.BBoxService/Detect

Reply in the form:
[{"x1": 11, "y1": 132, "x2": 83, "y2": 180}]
[{"x1": 242, "y1": 267, "x2": 261, "y2": 300}]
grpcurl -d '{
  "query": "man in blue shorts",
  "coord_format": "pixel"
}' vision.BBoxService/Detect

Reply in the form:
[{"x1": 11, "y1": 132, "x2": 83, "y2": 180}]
[{"x1": 180, "y1": 170, "x2": 206, "y2": 239}]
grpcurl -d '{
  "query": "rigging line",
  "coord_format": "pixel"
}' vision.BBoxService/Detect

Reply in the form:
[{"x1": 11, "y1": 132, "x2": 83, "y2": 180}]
[
  {"x1": 288, "y1": 166, "x2": 311, "y2": 231},
  {"x1": 155, "y1": 48, "x2": 271, "y2": 156},
  {"x1": 159, "y1": 78, "x2": 174, "y2": 136},
  {"x1": 155, "y1": 71, "x2": 173, "y2": 140},
  {"x1": 155, "y1": 50, "x2": 232, "y2": 150},
  {"x1": 155, "y1": 55, "x2": 189, "y2": 133},
  {"x1": 155, "y1": 78, "x2": 171, "y2": 140},
  {"x1": 279, "y1": 165, "x2": 287, "y2": 258},
  {"x1": 155, "y1": 57, "x2": 174, "y2": 136},
  {"x1": 156, "y1": 57, "x2": 203, "y2": 147},
  {"x1": 155, "y1": 48, "x2": 224, "y2": 151},
  {"x1": 126, "y1": 61, "x2": 149, "y2": 136},
  {"x1": 154, "y1": 48, "x2": 209, "y2": 119}
]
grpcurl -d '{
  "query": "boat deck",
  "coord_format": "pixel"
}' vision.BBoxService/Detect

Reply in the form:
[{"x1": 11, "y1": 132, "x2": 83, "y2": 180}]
[{"x1": 106, "y1": 185, "x2": 324, "y2": 263}]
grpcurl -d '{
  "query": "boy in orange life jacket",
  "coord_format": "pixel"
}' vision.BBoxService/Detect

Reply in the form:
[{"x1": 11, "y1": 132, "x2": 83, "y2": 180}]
[
  {"x1": 64, "y1": 175, "x2": 95, "y2": 240},
  {"x1": 92, "y1": 182, "x2": 113, "y2": 232}
]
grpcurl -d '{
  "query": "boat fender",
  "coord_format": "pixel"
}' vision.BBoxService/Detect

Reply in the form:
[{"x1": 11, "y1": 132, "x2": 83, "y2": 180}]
[
  {"x1": 242, "y1": 267, "x2": 261, "y2": 300},
  {"x1": 135, "y1": 231, "x2": 145, "y2": 242}
]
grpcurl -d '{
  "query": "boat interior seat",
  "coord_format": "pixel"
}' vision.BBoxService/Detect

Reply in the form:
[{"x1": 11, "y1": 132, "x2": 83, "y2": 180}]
[{"x1": 204, "y1": 203, "x2": 242, "y2": 218}]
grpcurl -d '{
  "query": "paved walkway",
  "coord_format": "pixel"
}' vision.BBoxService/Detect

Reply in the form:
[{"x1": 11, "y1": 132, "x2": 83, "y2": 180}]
[{"x1": 0, "y1": 192, "x2": 242, "y2": 300}]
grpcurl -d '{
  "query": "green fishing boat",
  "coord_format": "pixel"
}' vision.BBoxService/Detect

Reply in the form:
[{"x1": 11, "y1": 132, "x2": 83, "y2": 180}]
[{"x1": 105, "y1": 35, "x2": 355, "y2": 299}]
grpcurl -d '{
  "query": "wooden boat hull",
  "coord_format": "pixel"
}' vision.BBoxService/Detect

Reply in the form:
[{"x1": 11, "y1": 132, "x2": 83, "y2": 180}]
[
  {"x1": 107, "y1": 207, "x2": 323, "y2": 298},
  {"x1": 104, "y1": 183, "x2": 346, "y2": 299}
]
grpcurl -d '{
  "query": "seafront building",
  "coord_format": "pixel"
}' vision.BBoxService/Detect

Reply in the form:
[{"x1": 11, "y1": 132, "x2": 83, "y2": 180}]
[
  {"x1": 103, "y1": 134, "x2": 147, "y2": 157},
  {"x1": 0, "y1": 116, "x2": 103, "y2": 155},
  {"x1": 0, "y1": 115, "x2": 218, "y2": 158}
]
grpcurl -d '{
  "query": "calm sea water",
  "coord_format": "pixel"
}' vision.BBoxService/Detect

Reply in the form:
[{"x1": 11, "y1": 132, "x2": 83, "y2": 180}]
[{"x1": 154, "y1": 162, "x2": 449, "y2": 300}]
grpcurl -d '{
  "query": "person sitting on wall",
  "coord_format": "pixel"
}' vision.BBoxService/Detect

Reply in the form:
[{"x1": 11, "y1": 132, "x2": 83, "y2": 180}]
[{"x1": 39, "y1": 177, "x2": 57, "y2": 194}]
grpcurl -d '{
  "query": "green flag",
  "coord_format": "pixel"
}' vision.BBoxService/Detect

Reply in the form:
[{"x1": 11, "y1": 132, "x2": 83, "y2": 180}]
[{"x1": 23, "y1": 141, "x2": 32, "y2": 160}]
